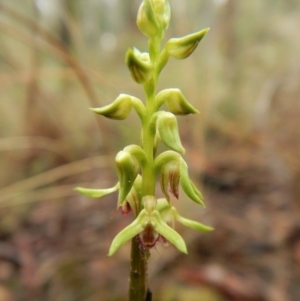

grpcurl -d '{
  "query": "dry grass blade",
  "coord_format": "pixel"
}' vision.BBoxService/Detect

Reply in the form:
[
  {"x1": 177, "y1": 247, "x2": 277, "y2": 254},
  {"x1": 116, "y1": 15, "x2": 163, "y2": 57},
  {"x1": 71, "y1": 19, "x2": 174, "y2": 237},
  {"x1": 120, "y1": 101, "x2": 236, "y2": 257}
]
[
  {"x1": 0, "y1": 155, "x2": 108, "y2": 199},
  {"x1": 0, "y1": 3, "x2": 114, "y2": 153},
  {"x1": 0, "y1": 3, "x2": 97, "y2": 107},
  {"x1": 0, "y1": 136, "x2": 69, "y2": 158},
  {"x1": 0, "y1": 182, "x2": 110, "y2": 208}
]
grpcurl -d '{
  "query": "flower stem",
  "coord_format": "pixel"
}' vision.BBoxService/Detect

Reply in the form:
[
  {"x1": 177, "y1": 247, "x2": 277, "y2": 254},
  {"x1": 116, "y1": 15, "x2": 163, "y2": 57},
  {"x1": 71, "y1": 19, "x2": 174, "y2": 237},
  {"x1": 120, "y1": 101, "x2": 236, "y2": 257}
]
[
  {"x1": 129, "y1": 236, "x2": 149, "y2": 301},
  {"x1": 129, "y1": 35, "x2": 161, "y2": 301}
]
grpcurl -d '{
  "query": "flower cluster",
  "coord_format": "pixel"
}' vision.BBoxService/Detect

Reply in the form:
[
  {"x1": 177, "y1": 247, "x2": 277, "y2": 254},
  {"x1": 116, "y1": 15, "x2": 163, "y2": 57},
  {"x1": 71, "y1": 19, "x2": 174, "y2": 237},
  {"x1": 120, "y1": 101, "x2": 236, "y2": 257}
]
[{"x1": 76, "y1": 0, "x2": 212, "y2": 256}]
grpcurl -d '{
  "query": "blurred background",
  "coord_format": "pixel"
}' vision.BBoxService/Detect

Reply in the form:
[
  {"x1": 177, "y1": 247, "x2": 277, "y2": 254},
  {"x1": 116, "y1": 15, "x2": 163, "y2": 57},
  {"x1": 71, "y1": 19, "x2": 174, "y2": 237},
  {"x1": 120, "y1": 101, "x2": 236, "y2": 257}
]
[{"x1": 0, "y1": 0, "x2": 300, "y2": 300}]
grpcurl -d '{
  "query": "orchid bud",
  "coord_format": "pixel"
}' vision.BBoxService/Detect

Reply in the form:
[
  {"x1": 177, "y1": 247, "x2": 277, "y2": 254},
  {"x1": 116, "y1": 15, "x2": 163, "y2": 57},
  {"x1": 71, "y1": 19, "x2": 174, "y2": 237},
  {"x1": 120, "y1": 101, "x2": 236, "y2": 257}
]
[
  {"x1": 91, "y1": 94, "x2": 143, "y2": 120},
  {"x1": 137, "y1": 0, "x2": 160, "y2": 37},
  {"x1": 166, "y1": 28, "x2": 209, "y2": 59},
  {"x1": 115, "y1": 151, "x2": 140, "y2": 204},
  {"x1": 126, "y1": 48, "x2": 152, "y2": 84},
  {"x1": 155, "y1": 111, "x2": 185, "y2": 154},
  {"x1": 155, "y1": 88, "x2": 199, "y2": 115},
  {"x1": 152, "y1": 0, "x2": 171, "y2": 31}
]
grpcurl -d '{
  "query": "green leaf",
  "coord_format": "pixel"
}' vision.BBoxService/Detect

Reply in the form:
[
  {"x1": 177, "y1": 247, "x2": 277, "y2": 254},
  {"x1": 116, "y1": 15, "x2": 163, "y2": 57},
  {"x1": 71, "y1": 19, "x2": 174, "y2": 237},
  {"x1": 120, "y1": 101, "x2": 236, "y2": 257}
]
[
  {"x1": 74, "y1": 183, "x2": 119, "y2": 198},
  {"x1": 152, "y1": 211, "x2": 187, "y2": 254},
  {"x1": 108, "y1": 210, "x2": 147, "y2": 256}
]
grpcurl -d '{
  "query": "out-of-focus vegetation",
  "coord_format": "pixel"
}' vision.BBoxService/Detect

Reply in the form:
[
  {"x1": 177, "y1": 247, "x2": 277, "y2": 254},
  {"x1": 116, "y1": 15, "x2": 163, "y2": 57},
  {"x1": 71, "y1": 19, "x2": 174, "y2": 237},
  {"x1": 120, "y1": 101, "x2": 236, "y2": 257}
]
[{"x1": 0, "y1": 0, "x2": 300, "y2": 300}]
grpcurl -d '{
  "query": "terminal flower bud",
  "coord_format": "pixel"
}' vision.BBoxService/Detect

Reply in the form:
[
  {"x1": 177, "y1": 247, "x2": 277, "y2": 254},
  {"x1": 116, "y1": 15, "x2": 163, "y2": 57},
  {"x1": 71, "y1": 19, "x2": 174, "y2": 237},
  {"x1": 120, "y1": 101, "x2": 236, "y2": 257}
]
[
  {"x1": 155, "y1": 111, "x2": 185, "y2": 154},
  {"x1": 126, "y1": 48, "x2": 152, "y2": 84},
  {"x1": 91, "y1": 94, "x2": 144, "y2": 120},
  {"x1": 115, "y1": 151, "x2": 140, "y2": 205},
  {"x1": 137, "y1": 0, "x2": 160, "y2": 37},
  {"x1": 155, "y1": 88, "x2": 199, "y2": 115},
  {"x1": 152, "y1": 0, "x2": 171, "y2": 31},
  {"x1": 166, "y1": 28, "x2": 209, "y2": 59}
]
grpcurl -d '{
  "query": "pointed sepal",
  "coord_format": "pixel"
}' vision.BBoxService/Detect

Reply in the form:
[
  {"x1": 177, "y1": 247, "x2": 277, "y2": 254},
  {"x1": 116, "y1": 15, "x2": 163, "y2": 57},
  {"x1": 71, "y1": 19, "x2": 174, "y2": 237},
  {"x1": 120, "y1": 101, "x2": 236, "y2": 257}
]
[
  {"x1": 179, "y1": 158, "x2": 205, "y2": 206},
  {"x1": 115, "y1": 151, "x2": 140, "y2": 205},
  {"x1": 166, "y1": 28, "x2": 210, "y2": 59},
  {"x1": 151, "y1": 210, "x2": 187, "y2": 254},
  {"x1": 108, "y1": 210, "x2": 147, "y2": 256},
  {"x1": 74, "y1": 183, "x2": 119, "y2": 198},
  {"x1": 123, "y1": 145, "x2": 147, "y2": 168},
  {"x1": 156, "y1": 88, "x2": 199, "y2": 115},
  {"x1": 155, "y1": 112, "x2": 185, "y2": 153},
  {"x1": 175, "y1": 211, "x2": 214, "y2": 232},
  {"x1": 90, "y1": 94, "x2": 145, "y2": 120}
]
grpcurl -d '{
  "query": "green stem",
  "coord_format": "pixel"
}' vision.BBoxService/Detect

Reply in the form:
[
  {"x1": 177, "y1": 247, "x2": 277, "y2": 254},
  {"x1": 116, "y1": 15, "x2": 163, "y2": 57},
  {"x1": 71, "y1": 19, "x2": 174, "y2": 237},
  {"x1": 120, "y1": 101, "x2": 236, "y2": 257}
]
[
  {"x1": 129, "y1": 38, "x2": 160, "y2": 301},
  {"x1": 129, "y1": 36, "x2": 161, "y2": 301},
  {"x1": 129, "y1": 236, "x2": 149, "y2": 301}
]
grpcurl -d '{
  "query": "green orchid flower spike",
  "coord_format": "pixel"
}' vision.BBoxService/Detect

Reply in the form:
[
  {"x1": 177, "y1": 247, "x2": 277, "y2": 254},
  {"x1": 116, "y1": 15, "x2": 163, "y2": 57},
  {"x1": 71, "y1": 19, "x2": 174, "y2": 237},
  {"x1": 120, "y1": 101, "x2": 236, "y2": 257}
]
[{"x1": 75, "y1": 0, "x2": 212, "y2": 299}]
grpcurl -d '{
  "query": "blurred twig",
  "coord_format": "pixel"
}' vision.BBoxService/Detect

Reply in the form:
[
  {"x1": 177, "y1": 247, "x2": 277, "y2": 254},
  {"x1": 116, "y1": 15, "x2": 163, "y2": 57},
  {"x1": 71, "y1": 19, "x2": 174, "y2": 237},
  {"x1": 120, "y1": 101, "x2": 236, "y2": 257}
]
[
  {"x1": 0, "y1": 182, "x2": 110, "y2": 208},
  {"x1": 0, "y1": 136, "x2": 69, "y2": 158},
  {"x1": 0, "y1": 155, "x2": 108, "y2": 199},
  {"x1": 0, "y1": 3, "x2": 113, "y2": 153},
  {"x1": 0, "y1": 3, "x2": 97, "y2": 107}
]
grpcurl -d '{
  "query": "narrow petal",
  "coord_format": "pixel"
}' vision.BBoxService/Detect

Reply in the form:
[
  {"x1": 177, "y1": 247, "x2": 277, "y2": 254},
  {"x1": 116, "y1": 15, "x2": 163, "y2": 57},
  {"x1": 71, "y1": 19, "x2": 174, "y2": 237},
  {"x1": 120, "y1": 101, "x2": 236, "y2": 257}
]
[
  {"x1": 75, "y1": 183, "x2": 119, "y2": 198},
  {"x1": 175, "y1": 212, "x2": 214, "y2": 232},
  {"x1": 108, "y1": 210, "x2": 147, "y2": 256},
  {"x1": 151, "y1": 211, "x2": 187, "y2": 254}
]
